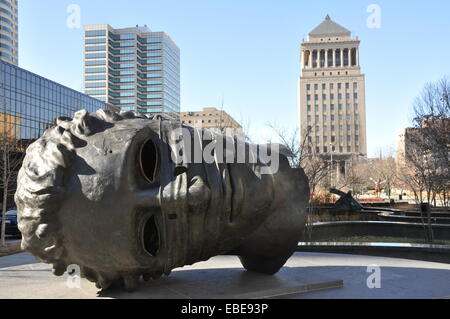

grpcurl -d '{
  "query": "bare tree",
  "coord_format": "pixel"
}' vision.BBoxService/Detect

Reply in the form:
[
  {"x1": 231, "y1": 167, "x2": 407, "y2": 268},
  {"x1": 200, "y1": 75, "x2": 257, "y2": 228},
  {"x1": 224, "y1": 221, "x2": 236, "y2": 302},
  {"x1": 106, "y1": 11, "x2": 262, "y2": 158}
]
[
  {"x1": 335, "y1": 156, "x2": 369, "y2": 196},
  {"x1": 403, "y1": 77, "x2": 450, "y2": 207},
  {"x1": 370, "y1": 148, "x2": 398, "y2": 200},
  {"x1": 266, "y1": 124, "x2": 329, "y2": 196}
]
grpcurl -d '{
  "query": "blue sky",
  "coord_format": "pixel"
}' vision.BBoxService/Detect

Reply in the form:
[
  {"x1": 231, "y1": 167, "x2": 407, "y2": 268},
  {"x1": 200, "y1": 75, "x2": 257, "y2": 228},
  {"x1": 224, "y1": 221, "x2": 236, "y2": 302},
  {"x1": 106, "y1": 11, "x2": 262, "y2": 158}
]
[{"x1": 18, "y1": 0, "x2": 450, "y2": 157}]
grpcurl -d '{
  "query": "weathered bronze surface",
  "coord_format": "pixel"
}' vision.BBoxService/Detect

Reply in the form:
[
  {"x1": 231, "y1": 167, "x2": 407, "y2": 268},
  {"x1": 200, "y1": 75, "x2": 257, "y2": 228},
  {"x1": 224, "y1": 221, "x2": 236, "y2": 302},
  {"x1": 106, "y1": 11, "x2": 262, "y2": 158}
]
[{"x1": 15, "y1": 109, "x2": 309, "y2": 291}]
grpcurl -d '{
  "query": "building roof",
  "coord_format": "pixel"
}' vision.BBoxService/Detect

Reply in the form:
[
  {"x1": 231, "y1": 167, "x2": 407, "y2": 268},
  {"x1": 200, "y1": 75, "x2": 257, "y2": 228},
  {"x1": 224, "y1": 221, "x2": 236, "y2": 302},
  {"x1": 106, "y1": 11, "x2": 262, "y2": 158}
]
[{"x1": 309, "y1": 15, "x2": 351, "y2": 37}]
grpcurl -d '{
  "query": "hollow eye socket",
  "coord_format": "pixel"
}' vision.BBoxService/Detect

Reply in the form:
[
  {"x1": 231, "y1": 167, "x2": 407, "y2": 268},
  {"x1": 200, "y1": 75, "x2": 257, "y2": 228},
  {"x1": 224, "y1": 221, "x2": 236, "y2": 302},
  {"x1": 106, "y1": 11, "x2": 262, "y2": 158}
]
[
  {"x1": 139, "y1": 139, "x2": 159, "y2": 183},
  {"x1": 142, "y1": 215, "x2": 160, "y2": 257}
]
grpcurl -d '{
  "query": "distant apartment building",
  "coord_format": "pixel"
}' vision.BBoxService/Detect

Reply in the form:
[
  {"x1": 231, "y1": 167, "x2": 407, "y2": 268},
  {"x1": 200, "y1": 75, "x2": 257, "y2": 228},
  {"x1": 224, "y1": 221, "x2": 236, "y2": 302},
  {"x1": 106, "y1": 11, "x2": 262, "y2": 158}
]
[
  {"x1": 0, "y1": 60, "x2": 109, "y2": 148},
  {"x1": 83, "y1": 24, "x2": 180, "y2": 120},
  {"x1": 0, "y1": 0, "x2": 18, "y2": 65},
  {"x1": 397, "y1": 119, "x2": 450, "y2": 167},
  {"x1": 180, "y1": 107, "x2": 244, "y2": 140},
  {"x1": 299, "y1": 15, "x2": 367, "y2": 159}
]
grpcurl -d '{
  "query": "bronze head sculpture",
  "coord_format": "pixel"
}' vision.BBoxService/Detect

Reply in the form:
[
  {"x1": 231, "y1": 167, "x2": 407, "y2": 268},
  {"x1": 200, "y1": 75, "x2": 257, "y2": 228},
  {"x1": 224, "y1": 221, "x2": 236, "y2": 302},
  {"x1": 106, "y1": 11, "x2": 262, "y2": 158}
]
[{"x1": 15, "y1": 109, "x2": 309, "y2": 292}]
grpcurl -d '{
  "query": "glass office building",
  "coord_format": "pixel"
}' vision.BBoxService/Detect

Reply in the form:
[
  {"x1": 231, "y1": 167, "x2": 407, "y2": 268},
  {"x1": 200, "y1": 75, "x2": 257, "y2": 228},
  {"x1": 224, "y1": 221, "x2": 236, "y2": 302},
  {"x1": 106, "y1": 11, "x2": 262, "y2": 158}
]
[
  {"x1": 0, "y1": 0, "x2": 18, "y2": 65},
  {"x1": 0, "y1": 60, "x2": 109, "y2": 147},
  {"x1": 83, "y1": 24, "x2": 180, "y2": 120}
]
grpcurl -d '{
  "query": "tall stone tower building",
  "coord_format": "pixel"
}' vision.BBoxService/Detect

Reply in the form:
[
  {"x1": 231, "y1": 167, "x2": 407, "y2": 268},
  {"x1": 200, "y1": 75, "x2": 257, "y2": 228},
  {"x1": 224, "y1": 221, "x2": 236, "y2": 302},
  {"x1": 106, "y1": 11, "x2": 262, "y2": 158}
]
[{"x1": 299, "y1": 15, "x2": 367, "y2": 159}]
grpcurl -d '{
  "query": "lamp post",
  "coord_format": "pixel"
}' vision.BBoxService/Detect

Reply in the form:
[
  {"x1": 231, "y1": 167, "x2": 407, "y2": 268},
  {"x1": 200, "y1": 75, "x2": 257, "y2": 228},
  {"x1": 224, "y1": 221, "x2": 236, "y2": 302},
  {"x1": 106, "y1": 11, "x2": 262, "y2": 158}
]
[{"x1": 329, "y1": 143, "x2": 334, "y2": 188}]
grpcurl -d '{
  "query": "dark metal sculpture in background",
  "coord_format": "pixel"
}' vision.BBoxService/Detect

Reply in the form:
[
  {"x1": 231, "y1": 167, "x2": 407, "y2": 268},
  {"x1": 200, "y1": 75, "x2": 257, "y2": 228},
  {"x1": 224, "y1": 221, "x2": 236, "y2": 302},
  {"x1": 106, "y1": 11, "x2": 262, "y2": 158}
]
[{"x1": 14, "y1": 109, "x2": 310, "y2": 291}]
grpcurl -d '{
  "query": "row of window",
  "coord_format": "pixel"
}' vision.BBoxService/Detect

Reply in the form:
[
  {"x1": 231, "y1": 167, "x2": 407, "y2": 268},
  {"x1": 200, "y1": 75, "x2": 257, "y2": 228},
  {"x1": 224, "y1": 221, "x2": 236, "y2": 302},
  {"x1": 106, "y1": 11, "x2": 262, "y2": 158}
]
[
  {"x1": 307, "y1": 124, "x2": 360, "y2": 133},
  {"x1": 0, "y1": 0, "x2": 13, "y2": 10},
  {"x1": 0, "y1": 50, "x2": 13, "y2": 60},
  {"x1": 307, "y1": 103, "x2": 359, "y2": 113},
  {"x1": 0, "y1": 24, "x2": 13, "y2": 34},
  {"x1": 0, "y1": 7, "x2": 13, "y2": 18},
  {"x1": 0, "y1": 33, "x2": 13, "y2": 43},
  {"x1": 0, "y1": 15, "x2": 14, "y2": 26},
  {"x1": 308, "y1": 114, "x2": 360, "y2": 123},
  {"x1": 308, "y1": 145, "x2": 360, "y2": 154},
  {"x1": 308, "y1": 135, "x2": 360, "y2": 144},
  {"x1": 307, "y1": 93, "x2": 358, "y2": 101},
  {"x1": 85, "y1": 37, "x2": 107, "y2": 45},
  {"x1": 0, "y1": 42, "x2": 13, "y2": 52},
  {"x1": 307, "y1": 82, "x2": 357, "y2": 91}
]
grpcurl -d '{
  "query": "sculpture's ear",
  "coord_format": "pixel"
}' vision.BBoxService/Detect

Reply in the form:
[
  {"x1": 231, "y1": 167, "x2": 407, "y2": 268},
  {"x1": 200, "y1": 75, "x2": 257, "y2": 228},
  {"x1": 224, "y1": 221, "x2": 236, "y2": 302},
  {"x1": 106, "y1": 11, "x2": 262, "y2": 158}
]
[{"x1": 72, "y1": 110, "x2": 94, "y2": 137}]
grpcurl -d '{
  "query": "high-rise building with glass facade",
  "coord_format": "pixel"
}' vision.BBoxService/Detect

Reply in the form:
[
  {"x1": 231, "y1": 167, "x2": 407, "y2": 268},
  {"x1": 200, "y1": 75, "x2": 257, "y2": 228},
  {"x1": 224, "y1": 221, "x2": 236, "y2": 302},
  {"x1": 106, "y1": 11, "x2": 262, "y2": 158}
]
[
  {"x1": 83, "y1": 24, "x2": 180, "y2": 120},
  {"x1": 0, "y1": 0, "x2": 18, "y2": 65},
  {"x1": 0, "y1": 60, "x2": 109, "y2": 147}
]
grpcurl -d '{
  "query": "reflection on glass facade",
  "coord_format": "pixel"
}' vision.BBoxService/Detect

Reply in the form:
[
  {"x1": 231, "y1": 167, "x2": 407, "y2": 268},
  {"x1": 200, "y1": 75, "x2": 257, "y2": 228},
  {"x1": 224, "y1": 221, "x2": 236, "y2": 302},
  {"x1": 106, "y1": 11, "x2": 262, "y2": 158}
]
[
  {"x1": 0, "y1": 60, "x2": 109, "y2": 148},
  {"x1": 0, "y1": 0, "x2": 18, "y2": 65},
  {"x1": 83, "y1": 24, "x2": 180, "y2": 120}
]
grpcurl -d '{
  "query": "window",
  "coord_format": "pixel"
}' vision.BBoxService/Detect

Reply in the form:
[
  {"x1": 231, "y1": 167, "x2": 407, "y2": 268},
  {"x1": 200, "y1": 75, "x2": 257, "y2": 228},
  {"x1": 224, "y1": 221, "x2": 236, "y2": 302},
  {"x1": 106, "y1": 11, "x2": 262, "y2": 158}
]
[
  {"x1": 85, "y1": 38, "x2": 106, "y2": 44},
  {"x1": 86, "y1": 30, "x2": 106, "y2": 37},
  {"x1": 307, "y1": 94, "x2": 311, "y2": 101},
  {"x1": 85, "y1": 82, "x2": 106, "y2": 88},
  {"x1": 306, "y1": 84, "x2": 310, "y2": 91},
  {"x1": 85, "y1": 60, "x2": 106, "y2": 66},
  {"x1": 86, "y1": 45, "x2": 106, "y2": 51},
  {"x1": 307, "y1": 105, "x2": 311, "y2": 112},
  {"x1": 85, "y1": 67, "x2": 106, "y2": 73}
]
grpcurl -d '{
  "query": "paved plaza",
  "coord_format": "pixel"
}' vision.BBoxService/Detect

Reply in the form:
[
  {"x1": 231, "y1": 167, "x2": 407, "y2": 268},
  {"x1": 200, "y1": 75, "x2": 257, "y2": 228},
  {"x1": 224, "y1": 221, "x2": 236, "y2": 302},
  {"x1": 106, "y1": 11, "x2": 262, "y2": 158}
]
[{"x1": 0, "y1": 252, "x2": 449, "y2": 299}]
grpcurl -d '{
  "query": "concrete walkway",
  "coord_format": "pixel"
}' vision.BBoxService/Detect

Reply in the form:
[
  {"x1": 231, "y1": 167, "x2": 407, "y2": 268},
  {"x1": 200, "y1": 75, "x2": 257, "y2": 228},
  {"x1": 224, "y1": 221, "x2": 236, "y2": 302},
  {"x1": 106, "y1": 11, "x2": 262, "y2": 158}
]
[{"x1": 0, "y1": 252, "x2": 449, "y2": 299}]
